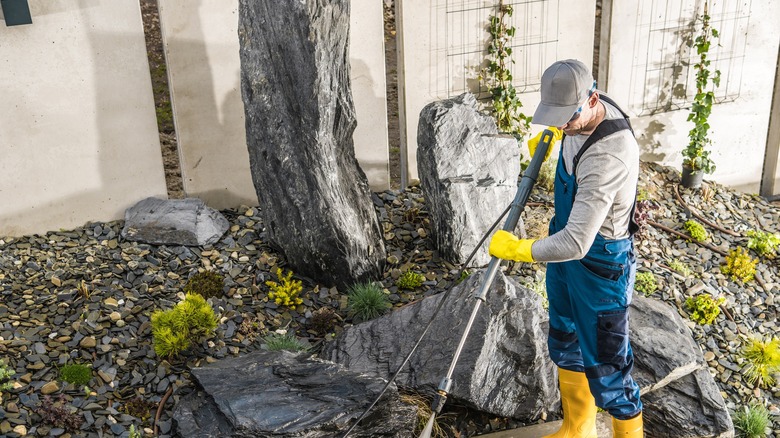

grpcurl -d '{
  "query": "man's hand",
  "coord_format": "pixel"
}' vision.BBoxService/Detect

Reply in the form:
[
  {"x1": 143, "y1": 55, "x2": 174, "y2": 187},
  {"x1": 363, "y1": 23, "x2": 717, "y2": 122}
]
[
  {"x1": 489, "y1": 230, "x2": 536, "y2": 263},
  {"x1": 527, "y1": 127, "x2": 563, "y2": 162}
]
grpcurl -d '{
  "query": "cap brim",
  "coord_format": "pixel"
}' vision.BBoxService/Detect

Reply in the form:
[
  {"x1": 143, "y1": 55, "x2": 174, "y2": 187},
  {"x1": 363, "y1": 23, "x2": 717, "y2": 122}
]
[{"x1": 532, "y1": 102, "x2": 579, "y2": 127}]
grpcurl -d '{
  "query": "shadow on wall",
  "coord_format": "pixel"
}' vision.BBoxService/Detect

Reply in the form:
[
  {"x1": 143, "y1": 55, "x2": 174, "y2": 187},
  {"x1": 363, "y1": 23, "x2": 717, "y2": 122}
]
[
  {"x1": 161, "y1": 0, "x2": 258, "y2": 209},
  {"x1": 638, "y1": 119, "x2": 675, "y2": 163}
]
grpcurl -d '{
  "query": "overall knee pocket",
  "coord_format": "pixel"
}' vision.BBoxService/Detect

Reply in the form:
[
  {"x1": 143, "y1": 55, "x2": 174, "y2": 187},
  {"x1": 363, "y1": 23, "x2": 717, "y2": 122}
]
[{"x1": 596, "y1": 309, "x2": 629, "y2": 367}]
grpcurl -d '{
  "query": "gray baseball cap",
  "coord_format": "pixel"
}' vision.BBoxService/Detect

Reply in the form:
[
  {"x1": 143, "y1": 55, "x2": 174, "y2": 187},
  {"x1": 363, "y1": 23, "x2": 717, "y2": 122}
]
[{"x1": 532, "y1": 59, "x2": 594, "y2": 127}]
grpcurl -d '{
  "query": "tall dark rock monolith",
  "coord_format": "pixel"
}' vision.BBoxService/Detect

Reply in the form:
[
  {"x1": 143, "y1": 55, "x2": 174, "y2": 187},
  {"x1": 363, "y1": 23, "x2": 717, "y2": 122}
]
[{"x1": 238, "y1": 0, "x2": 385, "y2": 288}]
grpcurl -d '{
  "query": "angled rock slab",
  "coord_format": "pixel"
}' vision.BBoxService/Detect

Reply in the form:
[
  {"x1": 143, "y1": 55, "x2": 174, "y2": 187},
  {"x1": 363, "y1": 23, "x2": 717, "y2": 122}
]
[
  {"x1": 120, "y1": 197, "x2": 228, "y2": 246},
  {"x1": 238, "y1": 0, "x2": 385, "y2": 288},
  {"x1": 629, "y1": 295, "x2": 734, "y2": 437},
  {"x1": 417, "y1": 93, "x2": 520, "y2": 266},
  {"x1": 324, "y1": 270, "x2": 558, "y2": 420},
  {"x1": 173, "y1": 351, "x2": 417, "y2": 437}
]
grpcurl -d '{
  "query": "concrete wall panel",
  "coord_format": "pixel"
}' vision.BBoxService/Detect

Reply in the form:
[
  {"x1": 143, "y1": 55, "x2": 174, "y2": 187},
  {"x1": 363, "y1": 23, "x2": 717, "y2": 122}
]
[
  {"x1": 158, "y1": 0, "x2": 389, "y2": 209},
  {"x1": 0, "y1": 0, "x2": 167, "y2": 237}
]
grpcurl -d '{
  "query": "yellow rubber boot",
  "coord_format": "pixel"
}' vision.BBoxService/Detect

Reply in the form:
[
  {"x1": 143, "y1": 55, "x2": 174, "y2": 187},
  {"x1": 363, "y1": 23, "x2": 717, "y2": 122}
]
[
  {"x1": 612, "y1": 412, "x2": 643, "y2": 437},
  {"x1": 543, "y1": 368, "x2": 598, "y2": 438}
]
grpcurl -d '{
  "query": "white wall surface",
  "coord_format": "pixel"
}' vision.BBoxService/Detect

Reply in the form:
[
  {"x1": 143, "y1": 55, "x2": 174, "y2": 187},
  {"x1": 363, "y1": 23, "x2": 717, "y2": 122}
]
[
  {"x1": 0, "y1": 0, "x2": 167, "y2": 237},
  {"x1": 396, "y1": 0, "x2": 597, "y2": 185},
  {"x1": 158, "y1": 0, "x2": 389, "y2": 209},
  {"x1": 604, "y1": 0, "x2": 780, "y2": 193}
]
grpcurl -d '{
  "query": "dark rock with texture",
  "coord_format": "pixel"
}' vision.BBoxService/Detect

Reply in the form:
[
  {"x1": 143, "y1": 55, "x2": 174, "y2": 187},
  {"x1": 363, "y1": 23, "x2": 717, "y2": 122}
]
[
  {"x1": 172, "y1": 351, "x2": 417, "y2": 437},
  {"x1": 238, "y1": 0, "x2": 385, "y2": 288},
  {"x1": 324, "y1": 270, "x2": 558, "y2": 420},
  {"x1": 417, "y1": 93, "x2": 520, "y2": 266},
  {"x1": 120, "y1": 197, "x2": 228, "y2": 246},
  {"x1": 629, "y1": 294, "x2": 734, "y2": 438}
]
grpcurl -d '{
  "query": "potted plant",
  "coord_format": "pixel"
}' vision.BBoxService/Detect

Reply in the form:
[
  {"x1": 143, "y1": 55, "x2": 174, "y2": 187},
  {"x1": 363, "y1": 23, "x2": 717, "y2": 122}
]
[{"x1": 681, "y1": 1, "x2": 720, "y2": 189}]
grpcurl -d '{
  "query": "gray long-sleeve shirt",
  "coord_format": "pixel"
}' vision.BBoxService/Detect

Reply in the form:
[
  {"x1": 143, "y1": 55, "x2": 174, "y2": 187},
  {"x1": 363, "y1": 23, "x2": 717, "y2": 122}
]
[{"x1": 531, "y1": 98, "x2": 639, "y2": 262}]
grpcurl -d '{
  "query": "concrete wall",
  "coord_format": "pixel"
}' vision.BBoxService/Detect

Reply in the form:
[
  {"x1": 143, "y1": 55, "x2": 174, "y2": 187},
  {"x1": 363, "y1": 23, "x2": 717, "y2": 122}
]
[
  {"x1": 158, "y1": 0, "x2": 389, "y2": 210},
  {"x1": 0, "y1": 0, "x2": 167, "y2": 237},
  {"x1": 396, "y1": 0, "x2": 597, "y2": 185},
  {"x1": 603, "y1": 0, "x2": 780, "y2": 193}
]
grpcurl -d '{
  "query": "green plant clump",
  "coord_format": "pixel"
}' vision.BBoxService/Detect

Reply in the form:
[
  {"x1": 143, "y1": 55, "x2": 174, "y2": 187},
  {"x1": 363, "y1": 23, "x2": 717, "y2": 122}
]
[
  {"x1": 682, "y1": 1, "x2": 720, "y2": 175},
  {"x1": 184, "y1": 270, "x2": 224, "y2": 299},
  {"x1": 151, "y1": 293, "x2": 218, "y2": 359},
  {"x1": 347, "y1": 282, "x2": 392, "y2": 321},
  {"x1": 746, "y1": 230, "x2": 780, "y2": 258},
  {"x1": 129, "y1": 424, "x2": 143, "y2": 438},
  {"x1": 733, "y1": 402, "x2": 772, "y2": 438},
  {"x1": 396, "y1": 271, "x2": 426, "y2": 290},
  {"x1": 266, "y1": 267, "x2": 303, "y2": 308},
  {"x1": 720, "y1": 247, "x2": 758, "y2": 283},
  {"x1": 456, "y1": 269, "x2": 472, "y2": 285},
  {"x1": 741, "y1": 337, "x2": 780, "y2": 389},
  {"x1": 478, "y1": 2, "x2": 531, "y2": 138},
  {"x1": 59, "y1": 363, "x2": 92, "y2": 386},
  {"x1": 120, "y1": 396, "x2": 156, "y2": 422},
  {"x1": 685, "y1": 294, "x2": 724, "y2": 325},
  {"x1": 668, "y1": 258, "x2": 694, "y2": 277},
  {"x1": 634, "y1": 272, "x2": 658, "y2": 297},
  {"x1": 0, "y1": 358, "x2": 15, "y2": 392},
  {"x1": 684, "y1": 220, "x2": 708, "y2": 242},
  {"x1": 263, "y1": 332, "x2": 309, "y2": 352}
]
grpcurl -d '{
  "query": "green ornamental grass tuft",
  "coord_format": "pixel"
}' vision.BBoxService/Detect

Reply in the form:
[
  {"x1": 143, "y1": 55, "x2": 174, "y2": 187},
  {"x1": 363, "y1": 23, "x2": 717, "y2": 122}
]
[
  {"x1": 741, "y1": 337, "x2": 780, "y2": 389},
  {"x1": 347, "y1": 282, "x2": 392, "y2": 321},
  {"x1": 733, "y1": 402, "x2": 771, "y2": 438},
  {"x1": 59, "y1": 363, "x2": 92, "y2": 386},
  {"x1": 263, "y1": 332, "x2": 309, "y2": 352}
]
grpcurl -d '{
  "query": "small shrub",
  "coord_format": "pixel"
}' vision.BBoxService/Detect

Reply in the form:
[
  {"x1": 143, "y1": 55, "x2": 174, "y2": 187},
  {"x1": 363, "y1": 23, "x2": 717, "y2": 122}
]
[
  {"x1": 120, "y1": 396, "x2": 156, "y2": 422},
  {"x1": 746, "y1": 230, "x2": 780, "y2": 258},
  {"x1": 151, "y1": 293, "x2": 218, "y2": 359},
  {"x1": 308, "y1": 307, "x2": 340, "y2": 336},
  {"x1": 263, "y1": 332, "x2": 309, "y2": 352},
  {"x1": 684, "y1": 220, "x2": 708, "y2": 242},
  {"x1": 184, "y1": 270, "x2": 224, "y2": 299},
  {"x1": 129, "y1": 424, "x2": 143, "y2": 438},
  {"x1": 266, "y1": 267, "x2": 303, "y2": 308},
  {"x1": 456, "y1": 269, "x2": 472, "y2": 285},
  {"x1": 668, "y1": 258, "x2": 693, "y2": 277},
  {"x1": 237, "y1": 314, "x2": 265, "y2": 343},
  {"x1": 36, "y1": 394, "x2": 84, "y2": 431},
  {"x1": 347, "y1": 282, "x2": 391, "y2": 321},
  {"x1": 396, "y1": 271, "x2": 425, "y2": 290},
  {"x1": 0, "y1": 359, "x2": 15, "y2": 392},
  {"x1": 59, "y1": 363, "x2": 92, "y2": 386},
  {"x1": 634, "y1": 272, "x2": 658, "y2": 296},
  {"x1": 741, "y1": 337, "x2": 780, "y2": 389},
  {"x1": 685, "y1": 294, "x2": 724, "y2": 325},
  {"x1": 720, "y1": 247, "x2": 758, "y2": 283},
  {"x1": 733, "y1": 402, "x2": 771, "y2": 438}
]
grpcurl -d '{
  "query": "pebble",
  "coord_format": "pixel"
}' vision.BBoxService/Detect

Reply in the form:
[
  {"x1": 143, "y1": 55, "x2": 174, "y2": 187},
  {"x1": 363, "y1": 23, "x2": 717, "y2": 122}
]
[{"x1": 0, "y1": 162, "x2": 777, "y2": 437}]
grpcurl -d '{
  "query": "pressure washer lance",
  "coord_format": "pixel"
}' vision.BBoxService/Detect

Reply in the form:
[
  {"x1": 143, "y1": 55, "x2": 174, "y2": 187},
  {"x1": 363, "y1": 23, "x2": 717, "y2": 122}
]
[{"x1": 417, "y1": 129, "x2": 555, "y2": 438}]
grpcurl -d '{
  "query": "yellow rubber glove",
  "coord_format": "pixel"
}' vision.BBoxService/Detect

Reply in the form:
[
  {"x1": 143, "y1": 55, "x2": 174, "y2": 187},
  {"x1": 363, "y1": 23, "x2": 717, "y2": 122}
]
[
  {"x1": 489, "y1": 230, "x2": 536, "y2": 262},
  {"x1": 527, "y1": 127, "x2": 563, "y2": 162}
]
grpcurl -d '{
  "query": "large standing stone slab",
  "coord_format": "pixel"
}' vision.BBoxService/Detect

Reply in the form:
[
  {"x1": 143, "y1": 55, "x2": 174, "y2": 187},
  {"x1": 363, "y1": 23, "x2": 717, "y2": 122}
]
[
  {"x1": 120, "y1": 197, "x2": 228, "y2": 246},
  {"x1": 324, "y1": 270, "x2": 558, "y2": 420},
  {"x1": 417, "y1": 93, "x2": 521, "y2": 266},
  {"x1": 238, "y1": 0, "x2": 385, "y2": 288},
  {"x1": 173, "y1": 351, "x2": 417, "y2": 437}
]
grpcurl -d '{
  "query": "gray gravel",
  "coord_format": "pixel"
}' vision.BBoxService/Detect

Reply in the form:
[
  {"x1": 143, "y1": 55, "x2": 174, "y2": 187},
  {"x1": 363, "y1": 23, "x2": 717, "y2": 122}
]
[{"x1": 0, "y1": 162, "x2": 778, "y2": 437}]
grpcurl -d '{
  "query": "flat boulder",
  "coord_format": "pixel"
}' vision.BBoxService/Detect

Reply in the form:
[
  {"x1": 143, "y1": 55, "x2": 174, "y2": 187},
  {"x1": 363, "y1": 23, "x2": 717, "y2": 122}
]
[{"x1": 120, "y1": 197, "x2": 228, "y2": 246}]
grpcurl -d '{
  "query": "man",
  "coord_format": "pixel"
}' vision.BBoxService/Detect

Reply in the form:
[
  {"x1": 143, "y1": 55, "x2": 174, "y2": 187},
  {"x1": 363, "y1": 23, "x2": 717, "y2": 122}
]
[{"x1": 489, "y1": 59, "x2": 643, "y2": 437}]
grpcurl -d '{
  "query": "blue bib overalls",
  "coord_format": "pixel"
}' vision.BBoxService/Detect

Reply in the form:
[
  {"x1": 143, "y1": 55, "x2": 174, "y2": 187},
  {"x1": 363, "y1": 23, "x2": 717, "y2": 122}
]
[{"x1": 544, "y1": 107, "x2": 643, "y2": 420}]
